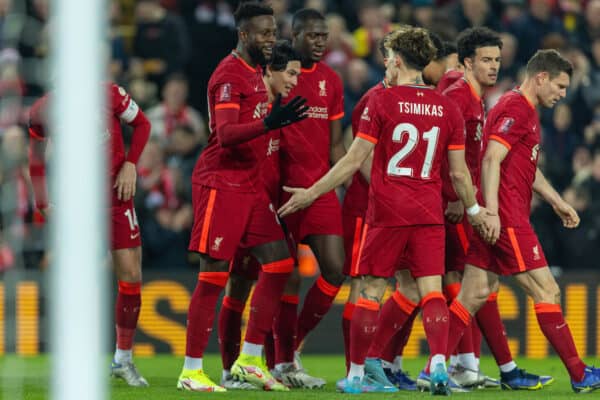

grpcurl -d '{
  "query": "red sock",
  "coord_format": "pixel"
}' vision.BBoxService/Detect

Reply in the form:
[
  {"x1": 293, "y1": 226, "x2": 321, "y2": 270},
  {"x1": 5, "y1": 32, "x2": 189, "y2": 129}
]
[
  {"x1": 472, "y1": 318, "x2": 482, "y2": 359},
  {"x1": 445, "y1": 299, "x2": 471, "y2": 365},
  {"x1": 350, "y1": 298, "x2": 380, "y2": 365},
  {"x1": 244, "y1": 258, "x2": 294, "y2": 345},
  {"x1": 421, "y1": 292, "x2": 449, "y2": 358},
  {"x1": 381, "y1": 307, "x2": 418, "y2": 362},
  {"x1": 274, "y1": 295, "x2": 298, "y2": 365},
  {"x1": 115, "y1": 281, "x2": 141, "y2": 350},
  {"x1": 476, "y1": 294, "x2": 512, "y2": 366},
  {"x1": 444, "y1": 283, "x2": 473, "y2": 358},
  {"x1": 265, "y1": 331, "x2": 275, "y2": 370},
  {"x1": 218, "y1": 296, "x2": 244, "y2": 370},
  {"x1": 342, "y1": 302, "x2": 355, "y2": 372},
  {"x1": 535, "y1": 303, "x2": 586, "y2": 382},
  {"x1": 295, "y1": 276, "x2": 341, "y2": 348},
  {"x1": 367, "y1": 291, "x2": 417, "y2": 358},
  {"x1": 186, "y1": 272, "x2": 228, "y2": 357}
]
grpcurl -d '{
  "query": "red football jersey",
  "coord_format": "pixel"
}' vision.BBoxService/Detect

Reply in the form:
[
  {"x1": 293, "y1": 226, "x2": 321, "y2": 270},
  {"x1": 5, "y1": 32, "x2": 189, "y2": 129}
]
[
  {"x1": 192, "y1": 52, "x2": 271, "y2": 192},
  {"x1": 279, "y1": 62, "x2": 344, "y2": 187},
  {"x1": 357, "y1": 85, "x2": 466, "y2": 227},
  {"x1": 342, "y1": 81, "x2": 385, "y2": 217},
  {"x1": 28, "y1": 83, "x2": 143, "y2": 206},
  {"x1": 441, "y1": 78, "x2": 485, "y2": 201},
  {"x1": 482, "y1": 89, "x2": 540, "y2": 227},
  {"x1": 437, "y1": 70, "x2": 464, "y2": 93}
]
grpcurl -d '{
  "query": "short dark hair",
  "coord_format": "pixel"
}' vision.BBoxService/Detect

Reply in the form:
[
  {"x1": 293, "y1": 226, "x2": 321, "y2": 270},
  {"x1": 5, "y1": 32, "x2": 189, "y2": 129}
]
[
  {"x1": 269, "y1": 40, "x2": 301, "y2": 71},
  {"x1": 292, "y1": 8, "x2": 325, "y2": 34},
  {"x1": 234, "y1": 1, "x2": 274, "y2": 28},
  {"x1": 378, "y1": 31, "x2": 394, "y2": 58},
  {"x1": 441, "y1": 41, "x2": 457, "y2": 58},
  {"x1": 428, "y1": 32, "x2": 444, "y2": 61},
  {"x1": 457, "y1": 27, "x2": 503, "y2": 65},
  {"x1": 388, "y1": 26, "x2": 436, "y2": 70},
  {"x1": 526, "y1": 49, "x2": 573, "y2": 78}
]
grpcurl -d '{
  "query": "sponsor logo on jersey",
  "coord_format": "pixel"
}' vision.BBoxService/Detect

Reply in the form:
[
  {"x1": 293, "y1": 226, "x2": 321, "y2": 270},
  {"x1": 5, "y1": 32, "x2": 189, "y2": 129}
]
[
  {"x1": 305, "y1": 106, "x2": 329, "y2": 120},
  {"x1": 531, "y1": 144, "x2": 540, "y2": 162},
  {"x1": 253, "y1": 102, "x2": 269, "y2": 119},
  {"x1": 267, "y1": 137, "x2": 280, "y2": 156}
]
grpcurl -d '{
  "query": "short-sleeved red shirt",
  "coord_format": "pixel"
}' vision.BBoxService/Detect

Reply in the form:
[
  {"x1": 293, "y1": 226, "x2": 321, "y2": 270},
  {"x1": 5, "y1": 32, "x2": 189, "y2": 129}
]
[
  {"x1": 279, "y1": 61, "x2": 344, "y2": 187},
  {"x1": 357, "y1": 85, "x2": 466, "y2": 227},
  {"x1": 192, "y1": 52, "x2": 271, "y2": 192},
  {"x1": 441, "y1": 78, "x2": 485, "y2": 201},
  {"x1": 482, "y1": 89, "x2": 540, "y2": 227},
  {"x1": 342, "y1": 81, "x2": 386, "y2": 217}
]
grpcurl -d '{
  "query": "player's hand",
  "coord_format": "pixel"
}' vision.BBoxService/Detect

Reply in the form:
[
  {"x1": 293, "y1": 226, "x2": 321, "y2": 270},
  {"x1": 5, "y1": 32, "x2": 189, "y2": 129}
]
[
  {"x1": 477, "y1": 210, "x2": 500, "y2": 245},
  {"x1": 263, "y1": 95, "x2": 308, "y2": 130},
  {"x1": 39, "y1": 203, "x2": 54, "y2": 220},
  {"x1": 444, "y1": 200, "x2": 464, "y2": 224},
  {"x1": 277, "y1": 186, "x2": 316, "y2": 217},
  {"x1": 553, "y1": 200, "x2": 580, "y2": 229},
  {"x1": 114, "y1": 161, "x2": 137, "y2": 201}
]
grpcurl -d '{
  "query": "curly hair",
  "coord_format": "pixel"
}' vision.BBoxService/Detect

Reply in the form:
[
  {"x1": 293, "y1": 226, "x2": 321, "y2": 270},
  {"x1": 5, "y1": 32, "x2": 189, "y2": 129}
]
[
  {"x1": 234, "y1": 1, "x2": 274, "y2": 28},
  {"x1": 269, "y1": 40, "x2": 301, "y2": 72},
  {"x1": 457, "y1": 27, "x2": 503, "y2": 65},
  {"x1": 387, "y1": 26, "x2": 436, "y2": 70}
]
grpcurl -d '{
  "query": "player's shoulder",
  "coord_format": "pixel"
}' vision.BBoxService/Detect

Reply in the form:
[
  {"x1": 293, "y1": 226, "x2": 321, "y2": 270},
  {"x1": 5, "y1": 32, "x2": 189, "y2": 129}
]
[
  {"x1": 492, "y1": 90, "x2": 529, "y2": 117},
  {"x1": 442, "y1": 78, "x2": 468, "y2": 97},
  {"x1": 209, "y1": 54, "x2": 251, "y2": 85},
  {"x1": 317, "y1": 62, "x2": 342, "y2": 82}
]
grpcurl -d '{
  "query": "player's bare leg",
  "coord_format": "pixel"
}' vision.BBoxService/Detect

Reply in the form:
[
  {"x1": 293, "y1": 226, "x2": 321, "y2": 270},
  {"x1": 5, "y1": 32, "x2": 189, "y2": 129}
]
[
  {"x1": 111, "y1": 246, "x2": 148, "y2": 387},
  {"x1": 218, "y1": 273, "x2": 257, "y2": 389},
  {"x1": 230, "y1": 240, "x2": 293, "y2": 391}
]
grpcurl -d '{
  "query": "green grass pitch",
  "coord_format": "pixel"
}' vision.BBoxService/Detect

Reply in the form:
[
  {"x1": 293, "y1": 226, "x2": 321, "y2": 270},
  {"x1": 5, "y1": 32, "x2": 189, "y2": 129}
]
[{"x1": 1, "y1": 354, "x2": 596, "y2": 399}]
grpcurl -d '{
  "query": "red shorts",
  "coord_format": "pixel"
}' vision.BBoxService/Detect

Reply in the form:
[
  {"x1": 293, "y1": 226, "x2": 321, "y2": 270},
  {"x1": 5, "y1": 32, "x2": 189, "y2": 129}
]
[
  {"x1": 445, "y1": 218, "x2": 472, "y2": 272},
  {"x1": 111, "y1": 200, "x2": 141, "y2": 250},
  {"x1": 358, "y1": 225, "x2": 445, "y2": 279},
  {"x1": 188, "y1": 185, "x2": 285, "y2": 261},
  {"x1": 466, "y1": 225, "x2": 548, "y2": 276},
  {"x1": 229, "y1": 249, "x2": 260, "y2": 281},
  {"x1": 342, "y1": 213, "x2": 366, "y2": 277},
  {"x1": 281, "y1": 190, "x2": 343, "y2": 242}
]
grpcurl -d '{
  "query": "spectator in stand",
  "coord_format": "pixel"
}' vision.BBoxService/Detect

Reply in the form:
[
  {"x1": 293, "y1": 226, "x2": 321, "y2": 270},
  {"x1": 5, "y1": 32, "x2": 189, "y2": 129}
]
[
  {"x1": 584, "y1": 103, "x2": 600, "y2": 149},
  {"x1": 167, "y1": 124, "x2": 202, "y2": 199},
  {"x1": 341, "y1": 58, "x2": 371, "y2": 130},
  {"x1": 555, "y1": 184, "x2": 600, "y2": 270},
  {"x1": 0, "y1": 49, "x2": 26, "y2": 129},
  {"x1": 109, "y1": 0, "x2": 129, "y2": 83},
  {"x1": 184, "y1": 0, "x2": 237, "y2": 114},
  {"x1": 322, "y1": 13, "x2": 354, "y2": 71},
  {"x1": 508, "y1": 0, "x2": 565, "y2": 66},
  {"x1": 272, "y1": 0, "x2": 293, "y2": 39},
  {"x1": 570, "y1": 0, "x2": 600, "y2": 58},
  {"x1": 352, "y1": 0, "x2": 396, "y2": 59},
  {"x1": 449, "y1": 0, "x2": 502, "y2": 32},
  {"x1": 132, "y1": 0, "x2": 190, "y2": 89},
  {"x1": 571, "y1": 145, "x2": 593, "y2": 186},
  {"x1": 583, "y1": 150, "x2": 600, "y2": 207},
  {"x1": 543, "y1": 103, "x2": 579, "y2": 190},
  {"x1": 147, "y1": 73, "x2": 207, "y2": 145},
  {"x1": 581, "y1": 39, "x2": 600, "y2": 112},
  {"x1": 410, "y1": 0, "x2": 435, "y2": 31},
  {"x1": 17, "y1": 0, "x2": 49, "y2": 97},
  {"x1": 136, "y1": 138, "x2": 192, "y2": 269}
]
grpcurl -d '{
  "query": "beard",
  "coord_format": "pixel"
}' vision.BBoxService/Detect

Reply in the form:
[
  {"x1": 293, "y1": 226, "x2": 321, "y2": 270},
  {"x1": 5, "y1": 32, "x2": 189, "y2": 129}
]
[{"x1": 248, "y1": 44, "x2": 268, "y2": 67}]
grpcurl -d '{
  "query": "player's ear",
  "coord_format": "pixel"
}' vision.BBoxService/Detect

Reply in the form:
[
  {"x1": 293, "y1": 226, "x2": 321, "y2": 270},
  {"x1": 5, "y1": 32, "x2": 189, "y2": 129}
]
[
  {"x1": 464, "y1": 57, "x2": 473, "y2": 70},
  {"x1": 535, "y1": 71, "x2": 549, "y2": 86}
]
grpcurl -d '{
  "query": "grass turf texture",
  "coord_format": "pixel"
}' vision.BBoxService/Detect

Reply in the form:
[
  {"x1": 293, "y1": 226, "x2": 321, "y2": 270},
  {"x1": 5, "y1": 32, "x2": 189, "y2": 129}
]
[{"x1": 1, "y1": 355, "x2": 597, "y2": 399}]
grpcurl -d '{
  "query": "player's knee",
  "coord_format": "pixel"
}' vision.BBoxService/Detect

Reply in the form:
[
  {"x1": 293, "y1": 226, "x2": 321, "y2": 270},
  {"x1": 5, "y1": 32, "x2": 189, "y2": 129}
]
[
  {"x1": 227, "y1": 274, "x2": 252, "y2": 302},
  {"x1": 320, "y1": 257, "x2": 345, "y2": 286},
  {"x1": 541, "y1": 282, "x2": 561, "y2": 304}
]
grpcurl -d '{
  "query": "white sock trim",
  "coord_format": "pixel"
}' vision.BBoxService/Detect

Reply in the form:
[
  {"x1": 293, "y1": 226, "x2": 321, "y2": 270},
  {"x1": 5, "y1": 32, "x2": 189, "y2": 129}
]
[
  {"x1": 393, "y1": 356, "x2": 403, "y2": 372},
  {"x1": 348, "y1": 362, "x2": 365, "y2": 380},
  {"x1": 184, "y1": 356, "x2": 203, "y2": 371},
  {"x1": 241, "y1": 341, "x2": 263, "y2": 357},
  {"x1": 457, "y1": 352, "x2": 478, "y2": 370},
  {"x1": 114, "y1": 348, "x2": 132, "y2": 364},
  {"x1": 499, "y1": 361, "x2": 517, "y2": 373},
  {"x1": 430, "y1": 354, "x2": 446, "y2": 369}
]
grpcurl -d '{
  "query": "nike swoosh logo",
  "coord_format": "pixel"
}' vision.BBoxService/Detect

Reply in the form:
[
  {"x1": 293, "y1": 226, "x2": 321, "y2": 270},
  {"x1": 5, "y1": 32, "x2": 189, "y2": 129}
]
[
  {"x1": 556, "y1": 323, "x2": 567, "y2": 329},
  {"x1": 130, "y1": 233, "x2": 140, "y2": 239}
]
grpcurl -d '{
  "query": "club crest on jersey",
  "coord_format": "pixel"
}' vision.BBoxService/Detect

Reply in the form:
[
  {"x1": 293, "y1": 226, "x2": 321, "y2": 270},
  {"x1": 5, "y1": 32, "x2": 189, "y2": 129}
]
[
  {"x1": 533, "y1": 245, "x2": 540, "y2": 260},
  {"x1": 219, "y1": 83, "x2": 232, "y2": 102},
  {"x1": 531, "y1": 144, "x2": 540, "y2": 162},
  {"x1": 319, "y1": 80, "x2": 327, "y2": 96},
  {"x1": 499, "y1": 117, "x2": 514, "y2": 133},
  {"x1": 267, "y1": 137, "x2": 280, "y2": 156},
  {"x1": 212, "y1": 237, "x2": 223, "y2": 251},
  {"x1": 361, "y1": 107, "x2": 370, "y2": 121}
]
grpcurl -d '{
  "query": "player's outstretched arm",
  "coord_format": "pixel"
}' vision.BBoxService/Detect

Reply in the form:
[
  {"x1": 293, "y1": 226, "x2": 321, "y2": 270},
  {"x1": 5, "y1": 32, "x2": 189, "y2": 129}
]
[
  {"x1": 533, "y1": 168, "x2": 580, "y2": 228},
  {"x1": 278, "y1": 137, "x2": 374, "y2": 217},
  {"x1": 448, "y1": 149, "x2": 494, "y2": 243}
]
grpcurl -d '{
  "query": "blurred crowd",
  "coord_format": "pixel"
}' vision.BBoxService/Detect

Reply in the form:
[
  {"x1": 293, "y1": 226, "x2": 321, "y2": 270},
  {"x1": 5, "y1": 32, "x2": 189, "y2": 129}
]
[{"x1": 1, "y1": 0, "x2": 599, "y2": 272}]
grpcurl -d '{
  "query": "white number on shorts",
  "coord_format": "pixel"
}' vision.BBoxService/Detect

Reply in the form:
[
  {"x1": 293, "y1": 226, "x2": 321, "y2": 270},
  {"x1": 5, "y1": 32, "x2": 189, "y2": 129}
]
[
  {"x1": 124, "y1": 208, "x2": 139, "y2": 231},
  {"x1": 387, "y1": 123, "x2": 440, "y2": 179}
]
